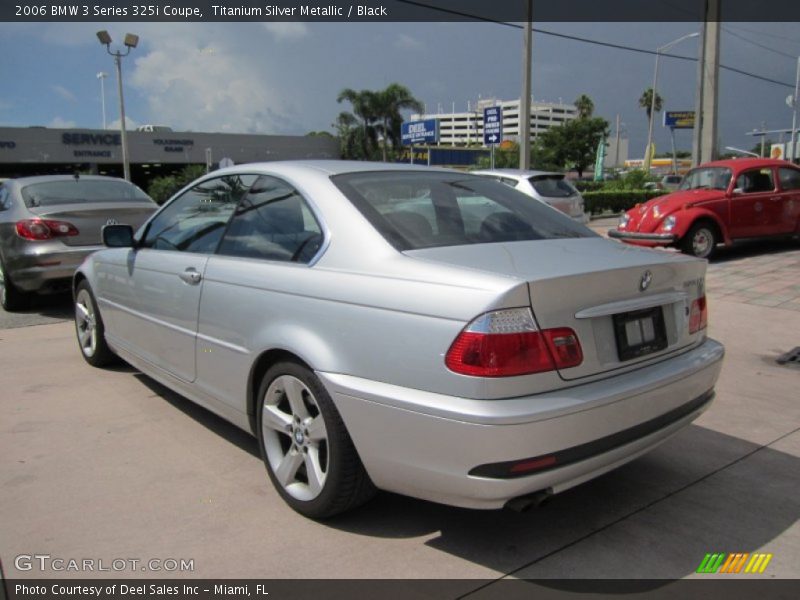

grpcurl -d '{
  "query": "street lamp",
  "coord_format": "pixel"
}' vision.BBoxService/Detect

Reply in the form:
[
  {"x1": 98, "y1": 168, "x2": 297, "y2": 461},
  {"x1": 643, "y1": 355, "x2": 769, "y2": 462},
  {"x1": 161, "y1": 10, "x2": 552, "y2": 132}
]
[
  {"x1": 96, "y1": 72, "x2": 108, "y2": 130},
  {"x1": 96, "y1": 30, "x2": 139, "y2": 181},
  {"x1": 789, "y1": 56, "x2": 800, "y2": 163},
  {"x1": 644, "y1": 32, "x2": 699, "y2": 173}
]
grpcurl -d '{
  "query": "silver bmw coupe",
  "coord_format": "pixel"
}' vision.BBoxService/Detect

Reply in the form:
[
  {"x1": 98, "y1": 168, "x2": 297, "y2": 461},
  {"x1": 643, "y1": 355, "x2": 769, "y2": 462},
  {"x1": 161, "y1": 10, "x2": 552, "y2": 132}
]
[{"x1": 73, "y1": 161, "x2": 724, "y2": 518}]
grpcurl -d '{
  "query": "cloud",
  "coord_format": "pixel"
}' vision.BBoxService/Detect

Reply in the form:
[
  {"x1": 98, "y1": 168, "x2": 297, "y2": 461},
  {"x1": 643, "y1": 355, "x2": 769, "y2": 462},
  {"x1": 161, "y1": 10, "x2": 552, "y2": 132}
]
[
  {"x1": 52, "y1": 85, "x2": 77, "y2": 103},
  {"x1": 127, "y1": 26, "x2": 296, "y2": 134},
  {"x1": 261, "y1": 22, "x2": 309, "y2": 40},
  {"x1": 48, "y1": 116, "x2": 77, "y2": 128},
  {"x1": 107, "y1": 116, "x2": 138, "y2": 130},
  {"x1": 394, "y1": 34, "x2": 424, "y2": 51}
]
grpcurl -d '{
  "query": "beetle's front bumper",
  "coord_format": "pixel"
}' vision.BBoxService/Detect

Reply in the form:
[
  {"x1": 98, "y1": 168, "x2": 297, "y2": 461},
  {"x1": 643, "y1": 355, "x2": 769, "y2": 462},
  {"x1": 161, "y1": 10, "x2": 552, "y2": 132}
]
[
  {"x1": 319, "y1": 337, "x2": 724, "y2": 510},
  {"x1": 608, "y1": 229, "x2": 677, "y2": 245}
]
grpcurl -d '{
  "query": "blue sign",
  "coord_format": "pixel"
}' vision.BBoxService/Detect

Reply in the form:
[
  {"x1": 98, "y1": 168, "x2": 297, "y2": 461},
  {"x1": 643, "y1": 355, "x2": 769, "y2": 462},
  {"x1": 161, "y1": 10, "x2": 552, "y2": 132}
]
[
  {"x1": 401, "y1": 119, "x2": 439, "y2": 145},
  {"x1": 483, "y1": 106, "x2": 503, "y2": 145},
  {"x1": 663, "y1": 111, "x2": 695, "y2": 129}
]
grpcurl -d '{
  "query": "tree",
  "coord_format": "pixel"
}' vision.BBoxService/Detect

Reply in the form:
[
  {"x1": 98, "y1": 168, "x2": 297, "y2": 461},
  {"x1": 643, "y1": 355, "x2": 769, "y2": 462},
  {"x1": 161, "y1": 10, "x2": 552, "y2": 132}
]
[
  {"x1": 574, "y1": 94, "x2": 595, "y2": 119},
  {"x1": 337, "y1": 83, "x2": 423, "y2": 162},
  {"x1": 534, "y1": 117, "x2": 609, "y2": 178},
  {"x1": 337, "y1": 88, "x2": 380, "y2": 159},
  {"x1": 750, "y1": 139, "x2": 774, "y2": 158},
  {"x1": 639, "y1": 88, "x2": 664, "y2": 122},
  {"x1": 372, "y1": 83, "x2": 424, "y2": 162}
]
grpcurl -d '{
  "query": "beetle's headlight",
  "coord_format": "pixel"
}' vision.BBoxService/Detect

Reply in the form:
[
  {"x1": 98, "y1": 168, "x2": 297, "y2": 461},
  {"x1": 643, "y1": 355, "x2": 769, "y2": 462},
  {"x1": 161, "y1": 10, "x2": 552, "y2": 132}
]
[
  {"x1": 662, "y1": 215, "x2": 677, "y2": 231},
  {"x1": 619, "y1": 213, "x2": 631, "y2": 229}
]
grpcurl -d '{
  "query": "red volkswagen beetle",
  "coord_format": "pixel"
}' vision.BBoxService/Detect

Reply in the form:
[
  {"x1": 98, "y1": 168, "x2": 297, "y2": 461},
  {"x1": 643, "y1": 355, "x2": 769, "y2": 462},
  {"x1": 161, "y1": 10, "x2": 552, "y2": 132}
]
[{"x1": 609, "y1": 158, "x2": 800, "y2": 258}]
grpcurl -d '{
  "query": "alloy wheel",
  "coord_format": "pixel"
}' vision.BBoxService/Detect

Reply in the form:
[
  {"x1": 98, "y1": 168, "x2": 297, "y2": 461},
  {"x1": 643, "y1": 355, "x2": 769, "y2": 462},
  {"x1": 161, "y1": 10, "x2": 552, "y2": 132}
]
[{"x1": 75, "y1": 288, "x2": 97, "y2": 357}]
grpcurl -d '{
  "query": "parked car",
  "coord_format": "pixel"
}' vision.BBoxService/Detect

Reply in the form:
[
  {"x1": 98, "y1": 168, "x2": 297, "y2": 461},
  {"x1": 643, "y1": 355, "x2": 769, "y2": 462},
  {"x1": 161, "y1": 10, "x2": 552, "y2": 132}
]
[
  {"x1": 610, "y1": 158, "x2": 800, "y2": 258},
  {"x1": 74, "y1": 161, "x2": 724, "y2": 518},
  {"x1": 660, "y1": 174, "x2": 683, "y2": 191},
  {"x1": 472, "y1": 169, "x2": 589, "y2": 223},
  {"x1": 0, "y1": 174, "x2": 157, "y2": 311}
]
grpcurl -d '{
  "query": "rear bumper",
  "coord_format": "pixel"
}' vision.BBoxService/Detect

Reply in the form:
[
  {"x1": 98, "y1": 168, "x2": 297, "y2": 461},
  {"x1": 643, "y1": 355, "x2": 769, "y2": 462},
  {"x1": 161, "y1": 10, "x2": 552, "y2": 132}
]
[
  {"x1": 608, "y1": 229, "x2": 677, "y2": 245},
  {"x1": 319, "y1": 337, "x2": 724, "y2": 509},
  {"x1": 5, "y1": 244, "x2": 100, "y2": 293}
]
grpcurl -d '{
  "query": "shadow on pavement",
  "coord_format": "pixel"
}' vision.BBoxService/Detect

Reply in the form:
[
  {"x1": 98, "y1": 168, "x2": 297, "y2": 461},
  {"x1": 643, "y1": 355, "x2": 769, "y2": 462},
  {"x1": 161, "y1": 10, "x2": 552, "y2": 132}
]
[
  {"x1": 128, "y1": 367, "x2": 800, "y2": 581},
  {"x1": 709, "y1": 238, "x2": 800, "y2": 265}
]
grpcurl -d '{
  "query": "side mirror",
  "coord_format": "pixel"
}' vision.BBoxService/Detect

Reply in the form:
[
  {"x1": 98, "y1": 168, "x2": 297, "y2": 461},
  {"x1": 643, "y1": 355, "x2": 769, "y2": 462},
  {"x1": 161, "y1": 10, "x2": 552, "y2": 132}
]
[{"x1": 102, "y1": 224, "x2": 135, "y2": 248}]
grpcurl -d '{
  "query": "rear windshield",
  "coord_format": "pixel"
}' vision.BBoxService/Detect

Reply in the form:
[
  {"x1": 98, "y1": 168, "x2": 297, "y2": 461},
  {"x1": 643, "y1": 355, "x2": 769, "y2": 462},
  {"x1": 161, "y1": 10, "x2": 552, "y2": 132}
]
[
  {"x1": 529, "y1": 175, "x2": 577, "y2": 198},
  {"x1": 331, "y1": 171, "x2": 596, "y2": 251},
  {"x1": 21, "y1": 179, "x2": 153, "y2": 208}
]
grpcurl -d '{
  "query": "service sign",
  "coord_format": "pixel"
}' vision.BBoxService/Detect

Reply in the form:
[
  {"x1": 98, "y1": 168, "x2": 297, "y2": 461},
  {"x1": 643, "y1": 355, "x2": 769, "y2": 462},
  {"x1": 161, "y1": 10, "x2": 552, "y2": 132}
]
[
  {"x1": 663, "y1": 111, "x2": 695, "y2": 129},
  {"x1": 401, "y1": 119, "x2": 439, "y2": 145}
]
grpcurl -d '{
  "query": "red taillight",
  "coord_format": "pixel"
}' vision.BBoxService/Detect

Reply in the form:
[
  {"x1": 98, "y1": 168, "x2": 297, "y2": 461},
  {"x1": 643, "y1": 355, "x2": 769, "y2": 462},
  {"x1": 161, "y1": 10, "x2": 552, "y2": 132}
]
[
  {"x1": 689, "y1": 295, "x2": 707, "y2": 334},
  {"x1": 15, "y1": 219, "x2": 79, "y2": 241},
  {"x1": 445, "y1": 308, "x2": 582, "y2": 377}
]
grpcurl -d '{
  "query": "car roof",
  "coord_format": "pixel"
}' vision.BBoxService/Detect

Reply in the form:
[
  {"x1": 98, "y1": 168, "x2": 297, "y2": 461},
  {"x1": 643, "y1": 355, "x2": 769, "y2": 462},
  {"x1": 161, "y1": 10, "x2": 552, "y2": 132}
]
[
  {"x1": 213, "y1": 160, "x2": 461, "y2": 178},
  {"x1": 471, "y1": 168, "x2": 563, "y2": 179},
  {"x1": 7, "y1": 174, "x2": 132, "y2": 186},
  {"x1": 698, "y1": 158, "x2": 796, "y2": 171}
]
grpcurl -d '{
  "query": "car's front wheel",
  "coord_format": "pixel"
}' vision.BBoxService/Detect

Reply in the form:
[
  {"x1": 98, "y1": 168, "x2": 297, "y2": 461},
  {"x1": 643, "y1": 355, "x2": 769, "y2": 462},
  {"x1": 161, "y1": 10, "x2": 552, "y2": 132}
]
[
  {"x1": 257, "y1": 361, "x2": 375, "y2": 518},
  {"x1": 74, "y1": 281, "x2": 117, "y2": 367},
  {"x1": 0, "y1": 260, "x2": 31, "y2": 312},
  {"x1": 681, "y1": 222, "x2": 719, "y2": 259}
]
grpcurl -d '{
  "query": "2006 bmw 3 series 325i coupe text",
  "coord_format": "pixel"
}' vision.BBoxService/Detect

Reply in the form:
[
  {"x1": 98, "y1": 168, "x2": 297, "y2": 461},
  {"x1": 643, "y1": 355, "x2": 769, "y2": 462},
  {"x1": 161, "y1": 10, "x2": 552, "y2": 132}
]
[{"x1": 73, "y1": 161, "x2": 724, "y2": 518}]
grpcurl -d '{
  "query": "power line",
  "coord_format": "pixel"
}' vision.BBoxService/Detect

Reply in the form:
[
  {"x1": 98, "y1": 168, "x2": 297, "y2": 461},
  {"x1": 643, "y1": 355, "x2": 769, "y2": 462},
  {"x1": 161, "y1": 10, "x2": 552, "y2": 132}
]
[
  {"x1": 394, "y1": 0, "x2": 795, "y2": 89},
  {"x1": 722, "y1": 27, "x2": 797, "y2": 60}
]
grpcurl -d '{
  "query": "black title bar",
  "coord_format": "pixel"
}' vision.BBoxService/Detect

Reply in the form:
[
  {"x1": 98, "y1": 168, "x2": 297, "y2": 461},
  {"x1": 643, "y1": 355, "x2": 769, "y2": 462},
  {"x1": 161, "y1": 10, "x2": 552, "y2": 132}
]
[{"x1": 4, "y1": 0, "x2": 800, "y2": 22}]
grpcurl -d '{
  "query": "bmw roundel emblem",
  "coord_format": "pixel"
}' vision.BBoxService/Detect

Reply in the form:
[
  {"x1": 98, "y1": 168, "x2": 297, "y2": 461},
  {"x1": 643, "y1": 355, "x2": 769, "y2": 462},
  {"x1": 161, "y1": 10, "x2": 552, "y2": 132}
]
[{"x1": 640, "y1": 270, "x2": 653, "y2": 292}]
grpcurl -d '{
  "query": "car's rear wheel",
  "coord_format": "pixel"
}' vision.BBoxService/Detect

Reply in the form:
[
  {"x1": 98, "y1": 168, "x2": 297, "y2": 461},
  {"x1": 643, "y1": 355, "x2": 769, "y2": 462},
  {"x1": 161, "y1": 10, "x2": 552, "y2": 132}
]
[
  {"x1": 0, "y1": 260, "x2": 31, "y2": 312},
  {"x1": 74, "y1": 281, "x2": 117, "y2": 367},
  {"x1": 681, "y1": 222, "x2": 718, "y2": 259},
  {"x1": 257, "y1": 361, "x2": 375, "y2": 519}
]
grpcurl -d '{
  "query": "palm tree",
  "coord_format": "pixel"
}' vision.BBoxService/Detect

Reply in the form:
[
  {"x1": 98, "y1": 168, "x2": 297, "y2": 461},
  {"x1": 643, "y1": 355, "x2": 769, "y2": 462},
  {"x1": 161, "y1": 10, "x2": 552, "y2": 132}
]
[
  {"x1": 337, "y1": 88, "x2": 380, "y2": 159},
  {"x1": 639, "y1": 88, "x2": 664, "y2": 122},
  {"x1": 372, "y1": 83, "x2": 424, "y2": 162},
  {"x1": 574, "y1": 94, "x2": 594, "y2": 119}
]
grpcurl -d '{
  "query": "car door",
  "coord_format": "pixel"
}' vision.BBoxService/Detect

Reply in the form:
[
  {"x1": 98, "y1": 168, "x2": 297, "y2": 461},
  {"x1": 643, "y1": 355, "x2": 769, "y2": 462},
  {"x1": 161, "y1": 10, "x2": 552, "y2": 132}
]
[
  {"x1": 194, "y1": 175, "x2": 325, "y2": 412},
  {"x1": 101, "y1": 174, "x2": 256, "y2": 382},
  {"x1": 777, "y1": 167, "x2": 800, "y2": 234},
  {"x1": 729, "y1": 167, "x2": 778, "y2": 238}
]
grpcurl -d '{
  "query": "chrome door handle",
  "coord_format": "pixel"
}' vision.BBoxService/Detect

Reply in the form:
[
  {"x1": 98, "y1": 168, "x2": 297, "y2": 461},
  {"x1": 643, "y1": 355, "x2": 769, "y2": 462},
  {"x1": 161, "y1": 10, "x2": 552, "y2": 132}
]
[
  {"x1": 770, "y1": 197, "x2": 782, "y2": 202},
  {"x1": 179, "y1": 269, "x2": 202, "y2": 285}
]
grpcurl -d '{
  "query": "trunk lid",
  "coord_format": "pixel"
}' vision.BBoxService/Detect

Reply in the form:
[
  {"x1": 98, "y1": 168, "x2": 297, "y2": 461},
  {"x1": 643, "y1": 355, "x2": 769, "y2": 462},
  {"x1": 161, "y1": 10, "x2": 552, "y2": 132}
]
[
  {"x1": 28, "y1": 202, "x2": 156, "y2": 246},
  {"x1": 406, "y1": 238, "x2": 707, "y2": 381}
]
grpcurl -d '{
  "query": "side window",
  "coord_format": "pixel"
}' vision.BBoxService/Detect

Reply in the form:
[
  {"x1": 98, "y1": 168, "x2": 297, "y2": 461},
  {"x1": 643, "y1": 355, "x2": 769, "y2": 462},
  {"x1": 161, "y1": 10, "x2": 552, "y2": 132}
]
[
  {"x1": 778, "y1": 168, "x2": 800, "y2": 191},
  {"x1": 735, "y1": 169, "x2": 775, "y2": 194},
  {"x1": 216, "y1": 175, "x2": 323, "y2": 264},
  {"x1": 142, "y1": 174, "x2": 257, "y2": 253}
]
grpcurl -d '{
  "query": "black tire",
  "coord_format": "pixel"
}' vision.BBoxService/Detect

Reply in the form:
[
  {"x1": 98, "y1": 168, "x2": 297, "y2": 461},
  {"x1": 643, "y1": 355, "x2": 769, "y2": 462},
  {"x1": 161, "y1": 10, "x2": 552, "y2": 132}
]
[
  {"x1": 680, "y1": 222, "x2": 719, "y2": 259},
  {"x1": 0, "y1": 259, "x2": 31, "y2": 312},
  {"x1": 257, "y1": 361, "x2": 375, "y2": 519},
  {"x1": 74, "y1": 281, "x2": 117, "y2": 367}
]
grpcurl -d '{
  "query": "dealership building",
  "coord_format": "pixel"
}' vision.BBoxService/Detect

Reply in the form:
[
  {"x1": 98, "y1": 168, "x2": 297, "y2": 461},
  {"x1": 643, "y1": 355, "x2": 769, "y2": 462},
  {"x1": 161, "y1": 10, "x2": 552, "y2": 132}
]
[{"x1": 0, "y1": 126, "x2": 340, "y2": 187}]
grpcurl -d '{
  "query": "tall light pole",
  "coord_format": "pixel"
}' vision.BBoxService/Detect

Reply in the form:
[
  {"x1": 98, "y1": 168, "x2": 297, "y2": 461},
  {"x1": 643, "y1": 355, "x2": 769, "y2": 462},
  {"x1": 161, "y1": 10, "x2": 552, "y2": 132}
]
[
  {"x1": 96, "y1": 71, "x2": 108, "y2": 130},
  {"x1": 790, "y1": 56, "x2": 800, "y2": 163},
  {"x1": 645, "y1": 32, "x2": 699, "y2": 173},
  {"x1": 96, "y1": 30, "x2": 138, "y2": 181}
]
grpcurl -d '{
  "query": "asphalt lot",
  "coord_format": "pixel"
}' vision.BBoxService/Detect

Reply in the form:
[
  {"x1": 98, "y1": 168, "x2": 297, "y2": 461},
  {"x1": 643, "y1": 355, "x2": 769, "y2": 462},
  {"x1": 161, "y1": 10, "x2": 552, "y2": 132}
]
[{"x1": 1, "y1": 221, "x2": 798, "y2": 584}]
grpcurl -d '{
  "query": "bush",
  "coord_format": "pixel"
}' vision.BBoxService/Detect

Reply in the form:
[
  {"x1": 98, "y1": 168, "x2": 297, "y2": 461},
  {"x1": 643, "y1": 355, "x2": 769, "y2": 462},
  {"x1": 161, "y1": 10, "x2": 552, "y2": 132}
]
[
  {"x1": 572, "y1": 180, "x2": 605, "y2": 192},
  {"x1": 582, "y1": 190, "x2": 668, "y2": 215},
  {"x1": 604, "y1": 169, "x2": 660, "y2": 191},
  {"x1": 147, "y1": 165, "x2": 207, "y2": 205}
]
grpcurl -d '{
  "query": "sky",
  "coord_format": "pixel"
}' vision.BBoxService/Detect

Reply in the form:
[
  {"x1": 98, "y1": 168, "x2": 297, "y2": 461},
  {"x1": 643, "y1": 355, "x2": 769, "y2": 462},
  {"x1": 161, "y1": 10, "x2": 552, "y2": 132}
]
[{"x1": 0, "y1": 20, "x2": 798, "y2": 160}]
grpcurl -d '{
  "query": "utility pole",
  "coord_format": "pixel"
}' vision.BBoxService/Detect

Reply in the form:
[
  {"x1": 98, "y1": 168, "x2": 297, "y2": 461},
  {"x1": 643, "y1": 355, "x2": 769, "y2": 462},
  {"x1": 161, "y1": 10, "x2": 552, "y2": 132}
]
[
  {"x1": 614, "y1": 114, "x2": 621, "y2": 168},
  {"x1": 699, "y1": 0, "x2": 721, "y2": 163},
  {"x1": 519, "y1": 0, "x2": 532, "y2": 170},
  {"x1": 691, "y1": 22, "x2": 706, "y2": 167},
  {"x1": 790, "y1": 56, "x2": 800, "y2": 163}
]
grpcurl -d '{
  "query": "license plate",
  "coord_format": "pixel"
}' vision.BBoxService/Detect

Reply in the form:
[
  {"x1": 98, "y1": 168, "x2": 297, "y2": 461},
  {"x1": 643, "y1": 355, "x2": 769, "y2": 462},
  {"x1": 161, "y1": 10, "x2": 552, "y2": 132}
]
[{"x1": 613, "y1": 306, "x2": 668, "y2": 361}]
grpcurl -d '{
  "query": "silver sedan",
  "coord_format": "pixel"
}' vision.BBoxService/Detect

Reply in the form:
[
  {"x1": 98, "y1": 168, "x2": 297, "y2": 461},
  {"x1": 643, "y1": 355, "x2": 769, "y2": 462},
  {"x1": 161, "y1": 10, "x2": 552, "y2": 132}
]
[
  {"x1": 73, "y1": 161, "x2": 724, "y2": 518},
  {"x1": 0, "y1": 175, "x2": 156, "y2": 311}
]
